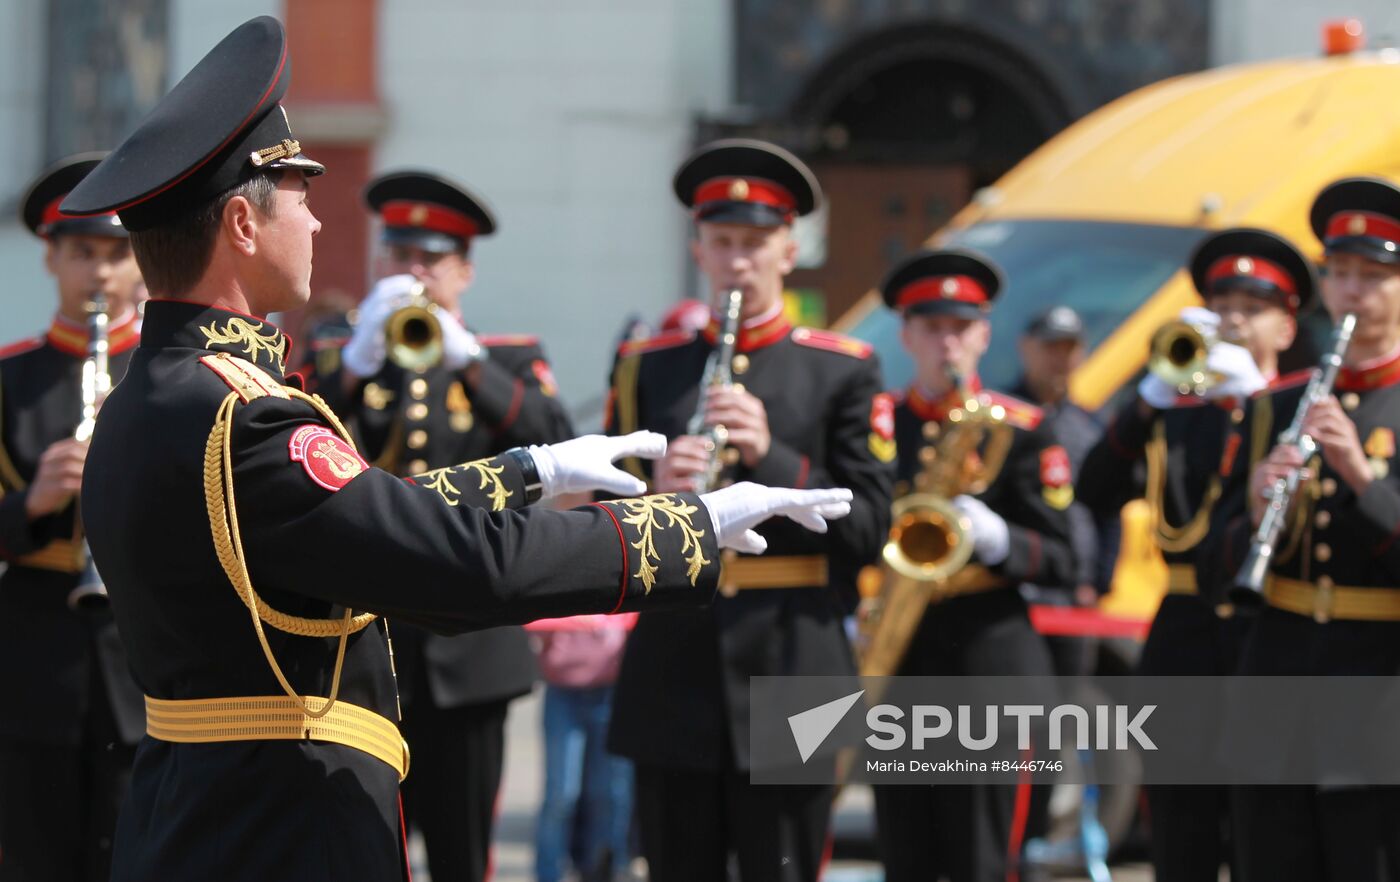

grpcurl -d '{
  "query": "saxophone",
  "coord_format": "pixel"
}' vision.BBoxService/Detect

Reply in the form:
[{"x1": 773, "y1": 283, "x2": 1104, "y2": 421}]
[
  {"x1": 67, "y1": 291, "x2": 111, "y2": 612},
  {"x1": 687, "y1": 288, "x2": 744, "y2": 493},
  {"x1": 856, "y1": 369, "x2": 1012, "y2": 678}
]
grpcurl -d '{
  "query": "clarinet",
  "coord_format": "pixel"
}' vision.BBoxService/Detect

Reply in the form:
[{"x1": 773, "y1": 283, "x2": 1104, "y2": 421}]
[
  {"x1": 67, "y1": 292, "x2": 112, "y2": 612},
  {"x1": 1231, "y1": 312, "x2": 1358, "y2": 606},
  {"x1": 687, "y1": 288, "x2": 744, "y2": 493}
]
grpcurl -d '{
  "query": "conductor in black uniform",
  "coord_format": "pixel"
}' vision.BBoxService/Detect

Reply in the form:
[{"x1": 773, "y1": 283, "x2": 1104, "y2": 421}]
[
  {"x1": 605, "y1": 140, "x2": 894, "y2": 881},
  {"x1": 0, "y1": 155, "x2": 147, "y2": 882},
  {"x1": 316, "y1": 171, "x2": 570, "y2": 882},
  {"x1": 873, "y1": 249, "x2": 1076, "y2": 882},
  {"x1": 1202, "y1": 179, "x2": 1400, "y2": 882},
  {"x1": 1078, "y1": 227, "x2": 1314, "y2": 882},
  {"x1": 60, "y1": 18, "x2": 853, "y2": 882}
]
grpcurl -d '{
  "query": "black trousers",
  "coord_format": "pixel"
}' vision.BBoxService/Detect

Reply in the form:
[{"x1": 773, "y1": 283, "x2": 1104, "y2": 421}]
[
  {"x1": 400, "y1": 698, "x2": 509, "y2": 882},
  {"x1": 1144, "y1": 785, "x2": 1229, "y2": 882},
  {"x1": 1234, "y1": 785, "x2": 1400, "y2": 882},
  {"x1": 633, "y1": 763, "x2": 831, "y2": 882},
  {"x1": 874, "y1": 781, "x2": 1035, "y2": 882},
  {"x1": 0, "y1": 669, "x2": 133, "y2": 882}
]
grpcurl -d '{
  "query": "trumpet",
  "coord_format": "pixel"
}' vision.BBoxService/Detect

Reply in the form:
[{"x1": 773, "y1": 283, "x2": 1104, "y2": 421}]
[
  {"x1": 1148, "y1": 318, "x2": 1218, "y2": 396},
  {"x1": 1231, "y1": 312, "x2": 1357, "y2": 605},
  {"x1": 687, "y1": 288, "x2": 743, "y2": 493},
  {"x1": 384, "y1": 281, "x2": 443, "y2": 372},
  {"x1": 67, "y1": 291, "x2": 111, "y2": 612},
  {"x1": 857, "y1": 369, "x2": 1012, "y2": 678}
]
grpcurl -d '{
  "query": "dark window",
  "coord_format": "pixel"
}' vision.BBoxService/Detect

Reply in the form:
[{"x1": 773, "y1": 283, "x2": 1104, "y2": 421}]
[{"x1": 46, "y1": 0, "x2": 168, "y2": 160}]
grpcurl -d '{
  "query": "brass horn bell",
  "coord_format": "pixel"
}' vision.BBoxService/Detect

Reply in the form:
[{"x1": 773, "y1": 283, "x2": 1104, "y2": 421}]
[
  {"x1": 1148, "y1": 319, "x2": 1216, "y2": 396},
  {"x1": 385, "y1": 284, "x2": 443, "y2": 372}
]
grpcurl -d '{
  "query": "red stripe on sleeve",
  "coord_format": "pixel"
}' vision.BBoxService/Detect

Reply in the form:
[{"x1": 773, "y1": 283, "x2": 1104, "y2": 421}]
[{"x1": 592, "y1": 503, "x2": 631, "y2": 612}]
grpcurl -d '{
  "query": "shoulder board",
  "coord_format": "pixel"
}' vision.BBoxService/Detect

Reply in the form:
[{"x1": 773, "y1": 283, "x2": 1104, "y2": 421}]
[
  {"x1": 199, "y1": 353, "x2": 292, "y2": 404},
  {"x1": 790, "y1": 327, "x2": 873, "y2": 359},
  {"x1": 0, "y1": 337, "x2": 44, "y2": 361},
  {"x1": 478, "y1": 333, "x2": 540, "y2": 349},
  {"x1": 983, "y1": 391, "x2": 1044, "y2": 430},
  {"x1": 618, "y1": 330, "x2": 696, "y2": 358}
]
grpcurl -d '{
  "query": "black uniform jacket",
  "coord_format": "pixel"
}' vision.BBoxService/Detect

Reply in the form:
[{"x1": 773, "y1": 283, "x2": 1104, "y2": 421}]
[
  {"x1": 606, "y1": 314, "x2": 894, "y2": 771},
  {"x1": 82, "y1": 300, "x2": 722, "y2": 882},
  {"x1": 0, "y1": 312, "x2": 145, "y2": 745},
  {"x1": 891, "y1": 382, "x2": 1076, "y2": 676},
  {"x1": 1202, "y1": 355, "x2": 1400, "y2": 678},
  {"x1": 308, "y1": 326, "x2": 574, "y2": 709},
  {"x1": 1078, "y1": 392, "x2": 1256, "y2": 675}
]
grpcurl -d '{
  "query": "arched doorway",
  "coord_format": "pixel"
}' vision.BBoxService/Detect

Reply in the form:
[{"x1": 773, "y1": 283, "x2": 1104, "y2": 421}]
[{"x1": 786, "y1": 22, "x2": 1081, "y2": 320}]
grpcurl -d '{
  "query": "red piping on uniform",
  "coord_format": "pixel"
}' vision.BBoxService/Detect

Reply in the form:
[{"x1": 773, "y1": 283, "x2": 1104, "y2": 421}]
[
  {"x1": 1006, "y1": 744, "x2": 1035, "y2": 882},
  {"x1": 593, "y1": 503, "x2": 630, "y2": 612},
  {"x1": 0, "y1": 338, "x2": 43, "y2": 360},
  {"x1": 795, "y1": 455, "x2": 810, "y2": 489},
  {"x1": 497, "y1": 379, "x2": 525, "y2": 433},
  {"x1": 484, "y1": 778, "x2": 504, "y2": 882},
  {"x1": 1373, "y1": 517, "x2": 1400, "y2": 557},
  {"x1": 819, "y1": 829, "x2": 834, "y2": 879},
  {"x1": 84, "y1": 46, "x2": 290, "y2": 216},
  {"x1": 1025, "y1": 532, "x2": 1041, "y2": 579},
  {"x1": 399, "y1": 793, "x2": 413, "y2": 882}
]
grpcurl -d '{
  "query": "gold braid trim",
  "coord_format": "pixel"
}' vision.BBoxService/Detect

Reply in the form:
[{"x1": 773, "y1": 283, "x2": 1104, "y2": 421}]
[
  {"x1": 612, "y1": 354, "x2": 647, "y2": 482},
  {"x1": 204, "y1": 388, "x2": 377, "y2": 719},
  {"x1": 1145, "y1": 418, "x2": 1220, "y2": 553},
  {"x1": 618, "y1": 494, "x2": 710, "y2": 593}
]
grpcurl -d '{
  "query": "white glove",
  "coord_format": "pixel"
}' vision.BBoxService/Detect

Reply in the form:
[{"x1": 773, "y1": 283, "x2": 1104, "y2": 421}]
[
  {"x1": 437, "y1": 310, "x2": 485, "y2": 371},
  {"x1": 1179, "y1": 306, "x2": 1220, "y2": 333},
  {"x1": 342, "y1": 274, "x2": 420, "y2": 377},
  {"x1": 952, "y1": 494, "x2": 1010, "y2": 566},
  {"x1": 528, "y1": 431, "x2": 667, "y2": 498},
  {"x1": 699, "y1": 482, "x2": 853, "y2": 554},
  {"x1": 1137, "y1": 373, "x2": 1179, "y2": 410},
  {"x1": 1203, "y1": 340, "x2": 1266, "y2": 400}
]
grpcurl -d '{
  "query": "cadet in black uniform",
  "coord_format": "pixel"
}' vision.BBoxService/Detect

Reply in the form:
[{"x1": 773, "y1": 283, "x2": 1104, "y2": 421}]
[
  {"x1": 60, "y1": 19, "x2": 853, "y2": 882},
  {"x1": 0, "y1": 154, "x2": 147, "y2": 882},
  {"x1": 314, "y1": 171, "x2": 569, "y2": 882},
  {"x1": 605, "y1": 140, "x2": 894, "y2": 882},
  {"x1": 872, "y1": 249, "x2": 1076, "y2": 882},
  {"x1": 1078, "y1": 227, "x2": 1315, "y2": 882},
  {"x1": 1202, "y1": 179, "x2": 1400, "y2": 882}
]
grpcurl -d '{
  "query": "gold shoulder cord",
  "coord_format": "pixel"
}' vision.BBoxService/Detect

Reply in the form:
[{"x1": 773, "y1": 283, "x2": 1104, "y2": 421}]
[
  {"x1": 1145, "y1": 418, "x2": 1221, "y2": 553},
  {"x1": 204, "y1": 388, "x2": 378, "y2": 720},
  {"x1": 613, "y1": 354, "x2": 647, "y2": 481}
]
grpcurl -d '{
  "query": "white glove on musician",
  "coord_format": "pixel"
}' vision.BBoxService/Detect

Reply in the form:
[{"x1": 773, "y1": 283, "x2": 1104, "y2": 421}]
[
  {"x1": 437, "y1": 310, "x2": 486, "y2": 371},
  {"x1": 1203, "y1": 340, "x2": 1266, "y2": 400},
  {"x1": 952, "y1": 494, "x2": 1010, "y2": 567},
  {"x1": 528, "y1": 432, "x2": 667, "y2": 498},
  {"x1": 342, "y1": 274, "x2": 419, "y2": 378},
  {"x1": 698, "y1": 482, "x2": 853, "y2": 554}
]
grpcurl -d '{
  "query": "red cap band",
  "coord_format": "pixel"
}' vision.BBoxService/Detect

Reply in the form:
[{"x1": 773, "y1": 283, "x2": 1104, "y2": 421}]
[
  {"x1": 39, "y1": 195, "x2": 117, "y2": 236},
  {"x1": 693, "y1": 176, "x2": 796, "y2": 215},
  {"x1": 1326, "y1": 210, "x2": 1400, "y2": 245},
  {"x1": 381, "y1": 200, "x2": 478, "y2": 240},
  {"x1": 896, "y1": 275, "x2": 989, "y2": 309},
  {"x1": 1205, "y1": 254, "x2": 1298, "y2": 308}
]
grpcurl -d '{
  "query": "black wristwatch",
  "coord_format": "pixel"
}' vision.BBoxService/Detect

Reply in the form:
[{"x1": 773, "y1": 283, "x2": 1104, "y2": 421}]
[{"x1": 504, "y1": 447, "x2": 544, "y2": 504}]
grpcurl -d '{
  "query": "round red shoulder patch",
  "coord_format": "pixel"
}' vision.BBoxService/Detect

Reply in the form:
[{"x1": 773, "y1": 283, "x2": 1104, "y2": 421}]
[
  {"x1": 871, "y1": 392, "x2": 896, "y2": 441},
  {"x1": 289, "y1": 425, "x2": 369, "y2": 492}
]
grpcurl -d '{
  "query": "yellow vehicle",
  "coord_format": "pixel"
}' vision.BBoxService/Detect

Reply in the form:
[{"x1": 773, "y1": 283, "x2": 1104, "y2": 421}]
[{"x1": 836, "y1": 39, "x2": 1400, "y2": 622}]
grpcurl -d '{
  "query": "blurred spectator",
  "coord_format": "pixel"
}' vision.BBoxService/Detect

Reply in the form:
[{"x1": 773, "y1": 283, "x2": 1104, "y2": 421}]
[
  {"x1": 529, "y1": 614, "x2": 637, "y2": 882},
  {"x1": 1009, "y1": 306, "x2": 1117, "y2": 664}
]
